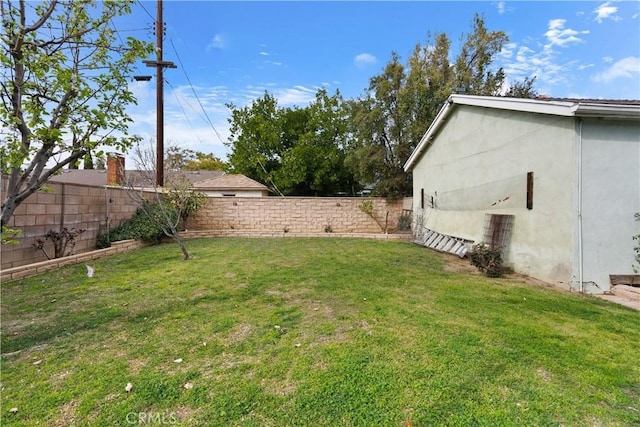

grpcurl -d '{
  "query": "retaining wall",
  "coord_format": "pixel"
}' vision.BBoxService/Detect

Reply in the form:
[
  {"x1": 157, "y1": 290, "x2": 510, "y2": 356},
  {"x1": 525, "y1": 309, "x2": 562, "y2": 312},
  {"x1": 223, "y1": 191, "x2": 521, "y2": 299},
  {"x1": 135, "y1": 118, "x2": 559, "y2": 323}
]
[{"x1": 0, "y1": 239, "x2": 147, "y2": 283}]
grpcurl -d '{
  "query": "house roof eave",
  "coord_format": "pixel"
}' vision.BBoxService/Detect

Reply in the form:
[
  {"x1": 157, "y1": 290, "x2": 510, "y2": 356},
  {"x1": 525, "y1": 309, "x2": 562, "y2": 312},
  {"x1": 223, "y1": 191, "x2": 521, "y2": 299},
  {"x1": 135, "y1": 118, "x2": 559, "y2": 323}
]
[
  {"x1": 572, "y1": 103, "x2": 640, "y2": 119},
  {"x1": 404, "y1": 97, "x2": 455, "y2": 172},
  {"x1": 404, "y1": 95, "x2": 640, "y2": 172}
]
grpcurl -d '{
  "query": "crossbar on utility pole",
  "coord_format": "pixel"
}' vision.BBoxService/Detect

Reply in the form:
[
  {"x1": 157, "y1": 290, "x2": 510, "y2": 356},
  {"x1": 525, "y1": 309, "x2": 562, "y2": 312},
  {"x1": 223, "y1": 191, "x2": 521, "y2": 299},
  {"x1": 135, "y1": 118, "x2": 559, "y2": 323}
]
[{"x1": 143, "y1": 0, "x2": 176, "y2": 187}]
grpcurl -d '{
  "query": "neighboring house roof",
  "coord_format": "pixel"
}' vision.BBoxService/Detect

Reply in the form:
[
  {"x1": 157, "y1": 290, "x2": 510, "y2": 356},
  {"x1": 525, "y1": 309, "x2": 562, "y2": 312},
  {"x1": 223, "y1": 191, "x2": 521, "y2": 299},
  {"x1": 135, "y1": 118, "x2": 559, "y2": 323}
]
[
  {"x1": 191, "y1": 174, "x2": 270, "y2": 192},
  {"x1": 404, "y1": 95, "x2": 640, "y2": 172},
  {"x1": 47, "y1": 169, "x2": 224, "y2": 186}
]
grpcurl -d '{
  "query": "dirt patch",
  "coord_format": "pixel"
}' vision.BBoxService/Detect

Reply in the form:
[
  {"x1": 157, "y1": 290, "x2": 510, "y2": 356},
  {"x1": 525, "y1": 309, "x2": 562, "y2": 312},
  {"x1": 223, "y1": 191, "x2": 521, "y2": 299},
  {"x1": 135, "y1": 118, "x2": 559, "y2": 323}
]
[
  {"x1": 440, "y1": 253, "x2": 480, "y2": 275},
  {"x1": 51, "y1": 399, "x2": 78, "y2": 426},
  {"x1": 226, "y1": 322, "x2": 251, "y2": 344},
  {"x1": 439, "y1": 252, "x2": 562, "y2": 291},
  {"x1": 261, "y1": 378, "x2": 297, "y2": 396}
]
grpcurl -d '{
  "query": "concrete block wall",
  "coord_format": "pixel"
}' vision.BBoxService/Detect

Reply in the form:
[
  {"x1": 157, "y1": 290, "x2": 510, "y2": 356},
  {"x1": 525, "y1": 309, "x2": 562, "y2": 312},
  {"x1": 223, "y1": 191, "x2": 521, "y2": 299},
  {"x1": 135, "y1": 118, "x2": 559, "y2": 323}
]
[
  {"x1": 1, "y1": 179, "x2": 140, "y2": 270},
  {"x1": 0, "y1": 239, "x2": 147, "y2": 283},
  {"x1": 2, "y1": 174, "x2": 412, "y2": 271},
  {"x1": 189, "y1": 197, "x2": 412, "y2": 234}
]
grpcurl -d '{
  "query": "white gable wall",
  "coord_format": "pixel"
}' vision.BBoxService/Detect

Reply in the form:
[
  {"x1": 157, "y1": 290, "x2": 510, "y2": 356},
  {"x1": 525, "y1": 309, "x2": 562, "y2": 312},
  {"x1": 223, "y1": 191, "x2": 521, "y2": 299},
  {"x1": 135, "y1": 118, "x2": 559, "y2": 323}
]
[
  {"x1": 575, "y1": 118, "x2": 640, "y2": 293},
  {"x1": 412, "y1": 105, "x2": 577, "y2": 287}
]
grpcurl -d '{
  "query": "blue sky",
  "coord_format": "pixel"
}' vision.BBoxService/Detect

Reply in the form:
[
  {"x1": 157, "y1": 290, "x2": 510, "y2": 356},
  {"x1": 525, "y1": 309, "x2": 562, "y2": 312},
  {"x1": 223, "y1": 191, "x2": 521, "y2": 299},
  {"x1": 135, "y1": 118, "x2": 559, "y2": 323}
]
[{"x1": 120, "y1": 1, "x2": 640, "y2": 161}]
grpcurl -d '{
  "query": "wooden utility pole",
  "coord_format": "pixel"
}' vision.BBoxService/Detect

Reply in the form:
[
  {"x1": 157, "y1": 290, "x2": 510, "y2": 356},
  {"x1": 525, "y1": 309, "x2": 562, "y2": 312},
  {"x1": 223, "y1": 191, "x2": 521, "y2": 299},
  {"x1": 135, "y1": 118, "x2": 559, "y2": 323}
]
[{"x1": 143, "y1": 0, "x2": 175, "y2": 186}]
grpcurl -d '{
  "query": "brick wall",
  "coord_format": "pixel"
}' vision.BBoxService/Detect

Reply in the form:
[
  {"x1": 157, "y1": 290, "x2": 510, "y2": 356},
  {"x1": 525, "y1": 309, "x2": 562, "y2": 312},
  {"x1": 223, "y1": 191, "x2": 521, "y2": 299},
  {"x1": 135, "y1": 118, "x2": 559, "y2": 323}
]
[
  {"x1": 2, "y1": 174, "x2": 412, "y2": 271},
  {"x1": 189, "y1": 197, "x2": 412, "y2": 234},
  {"x1": 1, "y1": 178, "x2": 140, "y2": 269}
]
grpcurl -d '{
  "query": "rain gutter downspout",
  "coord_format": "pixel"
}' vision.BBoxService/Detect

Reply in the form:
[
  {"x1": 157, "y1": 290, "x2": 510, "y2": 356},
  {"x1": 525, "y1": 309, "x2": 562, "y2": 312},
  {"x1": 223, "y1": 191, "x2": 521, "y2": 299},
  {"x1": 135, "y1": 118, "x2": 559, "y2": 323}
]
[{"x1": 577, "y1": 118, "x2": 584, "y2": 293}]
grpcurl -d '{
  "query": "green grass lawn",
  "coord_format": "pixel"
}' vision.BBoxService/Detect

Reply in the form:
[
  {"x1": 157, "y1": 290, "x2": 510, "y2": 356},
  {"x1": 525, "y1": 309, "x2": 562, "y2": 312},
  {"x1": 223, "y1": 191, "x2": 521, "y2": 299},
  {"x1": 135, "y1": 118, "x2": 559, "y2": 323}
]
[{"x1": 1, "y1": 238, "x2": 639, "y2": 426}]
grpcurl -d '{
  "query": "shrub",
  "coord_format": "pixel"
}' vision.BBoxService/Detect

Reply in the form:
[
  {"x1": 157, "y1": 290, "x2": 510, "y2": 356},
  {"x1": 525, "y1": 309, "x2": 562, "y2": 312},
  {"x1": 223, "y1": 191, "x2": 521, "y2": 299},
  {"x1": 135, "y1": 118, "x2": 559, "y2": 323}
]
[
  {"x1": 96, "y1": 202, "x2": 178, "y2": 249},
  {"x1": 398, "y1": 210, "x2": 412, "y2": 232},
  {"x1": 32, "y1": 227, "x2": 85, "y2": 259},
  {"x1": 470, "y1": 243, "x2": 504, "y2": 278}
]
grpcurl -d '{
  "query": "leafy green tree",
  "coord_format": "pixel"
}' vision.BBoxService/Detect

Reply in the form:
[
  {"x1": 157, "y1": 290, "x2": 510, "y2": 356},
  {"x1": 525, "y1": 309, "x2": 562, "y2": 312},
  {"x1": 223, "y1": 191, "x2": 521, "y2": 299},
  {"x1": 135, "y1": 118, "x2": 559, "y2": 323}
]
[
  {"x1": 453, "y1": 13, "x2": 508, "y2": 95},
  {"x1": 276, "y1": 89, "x2": 356, "y2": 195},
  {"x1": 165, "y1": 145, "x2": 197, "y2": 171},
  {"x1": 346, "y1": 52, "x2": 412, "y2": 197},
  {"x1": 503, "y1": 76, "x2": 538, "y2": 98},
  {"x1": 0, "y1": 0, "x2": 153, "y2": 226},
  {"x1": 165, "y1": 145, "x2": 227, "y2": 171},
  {"x1": 347, "y1": 14, "x2": 536, "y2": 197},
  {"x1": 184, "y1": 152, "x2": 227, "y2": 171},
  {"x1": 226, "y1": 89, "x2": 357, "y2": 196},
  {"x1": 226, "y1": 92, "x2": 283, "y2": 192}
]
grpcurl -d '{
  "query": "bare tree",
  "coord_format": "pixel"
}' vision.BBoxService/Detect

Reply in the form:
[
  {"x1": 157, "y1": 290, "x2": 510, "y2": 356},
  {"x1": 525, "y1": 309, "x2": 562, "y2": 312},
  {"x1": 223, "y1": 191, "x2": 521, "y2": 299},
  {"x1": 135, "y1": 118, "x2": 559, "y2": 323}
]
[{"x1": 124, "y1": 141, "x2": 205, "y2": 260}]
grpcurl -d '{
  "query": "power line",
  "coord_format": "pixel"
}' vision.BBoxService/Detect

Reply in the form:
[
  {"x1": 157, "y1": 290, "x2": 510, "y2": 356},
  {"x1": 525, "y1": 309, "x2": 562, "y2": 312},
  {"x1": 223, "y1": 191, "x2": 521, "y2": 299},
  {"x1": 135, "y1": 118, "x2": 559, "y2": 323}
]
[
  {"x1": 136, "y1": 0, "x2": 155, "y2": 20},
  {"x1": 168, "y1": 37, "x2": 225, "y2": 145},
  {"x1": 165, "y1": 79, "x2": 208, "y2": 147}
]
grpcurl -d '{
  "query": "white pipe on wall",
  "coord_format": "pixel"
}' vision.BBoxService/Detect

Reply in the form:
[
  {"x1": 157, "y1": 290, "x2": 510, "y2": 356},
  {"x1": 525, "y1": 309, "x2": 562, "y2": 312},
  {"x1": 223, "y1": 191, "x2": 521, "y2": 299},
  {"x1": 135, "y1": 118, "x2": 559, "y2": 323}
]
[{"x1": 577, "y1": 118, "x2": 584, "y2": 293}]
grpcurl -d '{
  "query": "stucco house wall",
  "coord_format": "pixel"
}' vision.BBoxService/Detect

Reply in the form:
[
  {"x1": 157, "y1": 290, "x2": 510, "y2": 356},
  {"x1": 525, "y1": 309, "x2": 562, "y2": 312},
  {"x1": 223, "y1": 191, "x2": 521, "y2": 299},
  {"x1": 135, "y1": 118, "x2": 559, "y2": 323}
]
[
  {"x1": 411, "y1": 105, "x2": 576, "y2": 287},
  {"x1": 406, "y1": 95, "x2": 640, "y2": 294},
  {"x1": 575, "y1": 118, "x2": 640, "y2": 293}
]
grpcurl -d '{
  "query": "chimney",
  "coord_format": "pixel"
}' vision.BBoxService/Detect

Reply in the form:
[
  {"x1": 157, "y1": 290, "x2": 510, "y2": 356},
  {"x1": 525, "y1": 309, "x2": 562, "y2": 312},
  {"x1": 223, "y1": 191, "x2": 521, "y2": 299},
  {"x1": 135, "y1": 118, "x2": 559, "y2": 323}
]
[{"x1": 107, "y1": 153, "x2": 125, "y2": 186}]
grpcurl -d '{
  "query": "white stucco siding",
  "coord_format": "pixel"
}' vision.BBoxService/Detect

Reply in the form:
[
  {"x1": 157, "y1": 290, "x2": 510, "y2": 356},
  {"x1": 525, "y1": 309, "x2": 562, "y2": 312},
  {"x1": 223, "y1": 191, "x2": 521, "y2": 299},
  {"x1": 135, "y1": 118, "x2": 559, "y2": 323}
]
[
  {"x1": 576, "y1": 118, "x2": 640, "y2": 293},
  {"x1": 412, "y1": 105, "x2": 576, "y2": 285}
]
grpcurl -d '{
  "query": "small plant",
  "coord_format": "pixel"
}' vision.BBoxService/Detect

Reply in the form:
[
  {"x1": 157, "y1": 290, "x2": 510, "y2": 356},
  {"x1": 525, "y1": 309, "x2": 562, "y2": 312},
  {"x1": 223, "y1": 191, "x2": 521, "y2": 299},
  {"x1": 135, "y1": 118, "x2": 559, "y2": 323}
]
[
  {"x1": 358, "y1": 199, "x2": 389, "y2": 233},
  {"x1": 398, "y1": 210, "x2": 412, "y2": 232},
  {"x1": 470, "y1": 243, "x2": 504, "y2": 278},
  {"x1": 1, "y1": 226, "x2": 22, "y2": 245},
  {"x1": 32, "y1": 227, "x2": 86, "y2": 259},
  {"x1": 95, "y1": 202, "x2": 177, "y2": 249},
  {"x1": 166, "y1": 185, "x2": 206, "y2": 231}
]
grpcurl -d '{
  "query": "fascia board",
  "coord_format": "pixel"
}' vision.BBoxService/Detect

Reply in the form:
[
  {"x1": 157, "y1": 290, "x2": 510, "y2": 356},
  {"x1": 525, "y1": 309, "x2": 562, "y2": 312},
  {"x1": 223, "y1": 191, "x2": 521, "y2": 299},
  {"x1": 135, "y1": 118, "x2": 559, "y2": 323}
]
[
  {"x1": 451, "y1": 94, "x2": 575, "y2": 116},
  {"x1": 403, "y1": 98, "x2": 454, "y2": 172},
  {"x1": 572, "y1": 103, "x2": 640, "y2": 119}
]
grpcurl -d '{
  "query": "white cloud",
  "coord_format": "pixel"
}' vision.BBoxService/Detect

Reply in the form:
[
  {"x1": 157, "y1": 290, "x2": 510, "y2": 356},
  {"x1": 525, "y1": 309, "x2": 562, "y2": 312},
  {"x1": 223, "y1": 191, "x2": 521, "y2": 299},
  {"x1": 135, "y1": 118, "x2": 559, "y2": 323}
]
[
  {"x1": 592, "y1": 56, "x2": 640, "y2": 83},
  {"x1": 602, "y1": 56, "x2": 614, "y2": 63},
  {"x1": 259, "y1": 51, "x2": 269, "y2": 56},
  {"x1": 354, "y1": 53, "x2": 377, "y2": 68},
  {"x1": 494, "y1": 1, "x2": 507, "y2": 15},
  {"x1": 544, "y1": 19, "x2": 589, "y2": 50},
  {"x1": 126, "y1": 81, "x2": 326, "y2": 161},
  {"x1": 594, "y1": 2, "x2": 621, "y2": 23},
  {"x1": 206, "y1": 34, "x2": 225, "y2": 51},
  {"x1": 499, "y1": 42, "x2": 517, "y2": 59},
  {"x1": 578, "y1": 63, "x2": 595, "y2": 70},
  {"x1": 273, "y1": 85, "x2": 317, "y2": 106}
]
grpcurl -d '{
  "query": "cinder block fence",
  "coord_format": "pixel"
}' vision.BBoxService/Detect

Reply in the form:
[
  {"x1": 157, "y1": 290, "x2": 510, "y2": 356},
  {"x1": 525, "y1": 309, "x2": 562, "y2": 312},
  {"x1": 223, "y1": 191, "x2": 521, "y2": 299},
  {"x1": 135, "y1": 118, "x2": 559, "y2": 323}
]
[
  {"x1": 190, "y1": 197, "x2": 411, "y2": 234},
  {"x1": 1, "y1": 175, "x2": 412, "y2": 273}
]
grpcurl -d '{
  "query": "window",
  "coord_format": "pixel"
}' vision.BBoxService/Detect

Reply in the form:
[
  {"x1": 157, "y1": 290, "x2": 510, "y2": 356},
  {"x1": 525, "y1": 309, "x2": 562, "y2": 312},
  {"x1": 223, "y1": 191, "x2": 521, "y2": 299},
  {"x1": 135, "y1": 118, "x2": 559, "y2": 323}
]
[
  {"x1": 421, "y1": 189, "x2": 425, "y2": 209},
  {"x1": 222, "y1": 193, "x2": 236, "y2": 197}
]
